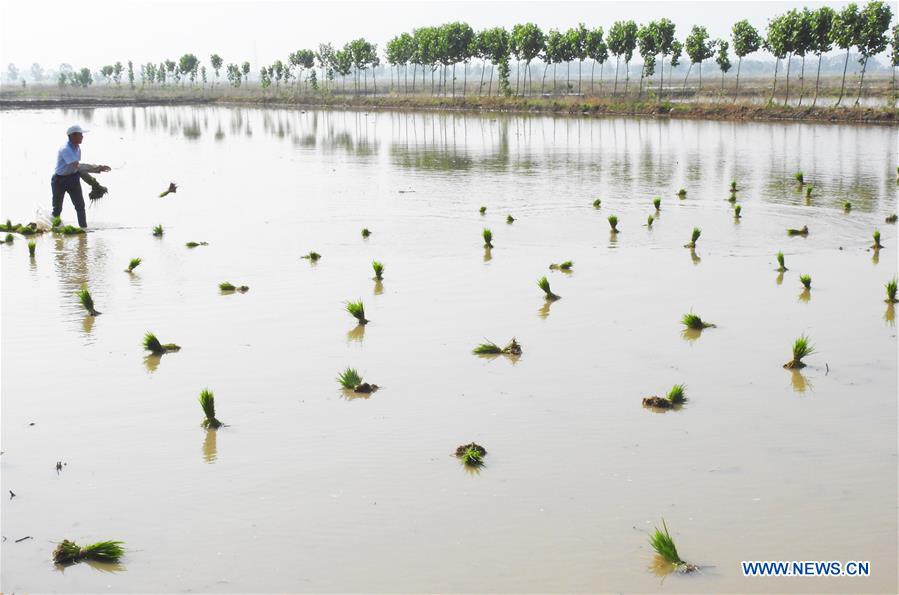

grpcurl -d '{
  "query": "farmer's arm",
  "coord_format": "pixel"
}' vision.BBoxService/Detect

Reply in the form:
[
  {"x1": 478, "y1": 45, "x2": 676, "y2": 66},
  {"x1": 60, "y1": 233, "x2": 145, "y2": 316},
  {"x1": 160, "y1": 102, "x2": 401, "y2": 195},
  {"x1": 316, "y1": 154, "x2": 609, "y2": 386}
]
[{"x1": 77, "y1": 162, "x2": 112, "y2": 173}]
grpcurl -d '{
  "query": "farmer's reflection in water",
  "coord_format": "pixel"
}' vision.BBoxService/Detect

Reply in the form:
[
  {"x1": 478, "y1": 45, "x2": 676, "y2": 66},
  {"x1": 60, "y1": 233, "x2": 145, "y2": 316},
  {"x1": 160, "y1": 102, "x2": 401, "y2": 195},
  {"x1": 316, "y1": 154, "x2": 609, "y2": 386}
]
[{"x1": 52, "y1": 233, "x2": 109, "y2": 336}]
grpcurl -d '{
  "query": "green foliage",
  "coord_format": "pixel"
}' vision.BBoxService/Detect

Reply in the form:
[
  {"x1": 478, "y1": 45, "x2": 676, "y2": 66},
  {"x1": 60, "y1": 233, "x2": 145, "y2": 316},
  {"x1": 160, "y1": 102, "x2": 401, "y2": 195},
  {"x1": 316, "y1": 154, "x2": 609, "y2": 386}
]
[
  {"x1": 886, "y1": 277, "x2": 898, "y2": 303},
  {"x1": 483, "y1": 228, "x2": 493, "y2": 248},
  {"x1": 732, "y1": 19, "x2": 762, "y2": 58},
  {"x1": 337, "y1": 367, "x2": 363, "y2": 389},
  {"x1": 537, "y1": 276, "x2": 560, "y2": 300},
  {"x1": 127, "y1": 257, "x2": 141, "y2": 272},
  {"x1": 799, "y1": 274, "x2": 812, "y2": 289},
  {"x1": 649, "y1": 519, "x2": 685, "y2": 566},
  {"x1": 686, "y1": 25, "x2": 715, "y2": 66},
  {"x1": 653, "y1": 197, "x2": 661, "y2": 210},
  {"x1": 608, "y1": 214, "x2": 619, "y2": 232},
  {"x1": 792, "y1": 334, "x2": 815, "y2": 363},
  {"x1": 372, "y1": 260, "x2": 384, "y2": 280},
  {"x1": 776, "y1": 251, "x2": 787, "y2": 271},
  {"x1": 667, "y1": 384, "x2": 687, "y2": 404},
  {"x1": 199, "y1": 389, "x2": 221, "y2": 428},
  {"x1": 53, "y1": 540, "x2": 124, "y2": 564},
  {"x1": 456, "y1": 443, "x2": 486, "y2": 466},
  {"x1": 592, "y1": 199, "x2": 601, "y2": 208},
  {"x1": 77, "y1": 284, "x2": 100, "y2": 316},
  {"x1": 152, "y1": 224, "x2": 163, "y2": 237},
  {"x1": 219, "y1": 282, "x2": 235, "y2": 291},
  {"x1": 362, "y1": 228, "x2": 371, "y2": 238},
  {"x1": 52, "y1": 215, "x2": 62, "y2": 228},
  {"x1": 646, "y1": 214, "x2": 654, "y2": 227},
  {"x1": 346, "y1": 300, "x2": 368, "y2": 324},
  {"x1": 734, "y1": 204, "x2": 742, "y2": 218},
  {"x1": 681, "y1": 313, "x2": 714, "y2": 330}
]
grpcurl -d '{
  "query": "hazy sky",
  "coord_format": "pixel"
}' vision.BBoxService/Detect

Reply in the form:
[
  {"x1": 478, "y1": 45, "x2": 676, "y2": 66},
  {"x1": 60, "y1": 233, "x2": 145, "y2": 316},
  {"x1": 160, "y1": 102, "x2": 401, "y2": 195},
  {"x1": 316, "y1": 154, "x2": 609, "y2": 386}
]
[{"x1": 0, "y1": 0, "x2": 886, "y2": 70}]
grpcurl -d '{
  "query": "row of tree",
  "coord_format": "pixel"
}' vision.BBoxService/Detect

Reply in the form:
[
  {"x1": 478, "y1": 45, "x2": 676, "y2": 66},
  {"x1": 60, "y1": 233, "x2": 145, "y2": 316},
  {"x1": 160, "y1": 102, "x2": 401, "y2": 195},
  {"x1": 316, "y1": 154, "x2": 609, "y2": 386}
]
[{"x1": 30, "y1": 1, "x2": 899, "y2": 105}]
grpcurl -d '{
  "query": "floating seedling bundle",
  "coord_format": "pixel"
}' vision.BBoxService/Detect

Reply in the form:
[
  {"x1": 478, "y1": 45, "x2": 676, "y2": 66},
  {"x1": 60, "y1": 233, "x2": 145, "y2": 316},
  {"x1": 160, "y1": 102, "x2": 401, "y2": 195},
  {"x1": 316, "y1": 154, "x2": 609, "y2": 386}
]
[
  {"x1": 473, "y1": 338, "x2": 522, "y2": 355},
  {"x1": 479, "y1": 206, "x2": 487, "y2": 214},
  {"x1": 886, "y1": 214, "x2": 897, "y2": 224},
  {"x1": 787, "y1": 225, "x2": 808, "y2": 236},
  {"x1": 301, "y1": 251, "x2": 321, "y2": 261},
  {"x1": 608, "y1": 215, "x2": 619, "y2": 233},
  {"x1": 885, "y1": 278, "x2": 897, "y2": 304},
  {"x1": 159, "y1": 182, "x2": 178, "y2": 198},
  {"x1": 681, "y1": 313, "x2": 715, "y2": 330},
  {"x1": 592, "y1": 199, "x2": 601, "y2": 209},
  {"x1": 653, "y1": 197, "x2": 661, "y2": 211},
  {"x1": 872, "y1": 230, "x2": 883, "y2": 249},
  {"x1": 677, "y1": 188, "x2": 687, "y2": 198},
  {"x1": 794, "y1": 171, "x2": 804, "y2": 185},
  {"x1": 143, "y1": 332, "x2": 181, "y2": 355},
  {"x1": 799, "y1": 274, "x2": 812, "y2": 290},
  {"x1": 372, "y1": 261, "x2": 384, "y2": 280},
  {"x1": 185, "y1": 241, "x2": 208, "y2": 248},
  {"x1": 646, "y1": 214, "x2": 654, "y2": 228},
  {"x1": 198, "y1": 388, "x2": 223, "y2": 428},
  {"x1": 77, "y1": 284, "x2": 101, "y2": 316},
  {"x1": 361, "y1": 228, "x2": 371, "y2": 238},
  {"x1": 649, "y1": 519, "x2": 697, "y2": 573},
  {"x1": 684, "y1": 227, "x2": 701, "y2": 248},
  {"x1": 482, "y1": 228, "x2": 494, "y2": 248},
  {"x1": 53, "y1": 540, "x2": 124, "y2": 565},
  {"x1": 4, "y1": 233, "x2": 13, "y2": 244},
  {"x1": 125, "y1": 257, "x2": 141, "y2": 272},
  {"x1": 337, "y1": 367, "x2": 378, "y2": 393},
  {"x1": 776, "y1": 251, "x2": 788, "y2": 272},
  {"x1": 219, "y1": 282, "x2": 249, "y2": 293},
  {"x1": 805, "y1": 185, "x2": 814, "y2": 198},
  {"x1": 506, "y1": 214, "x2": 515, "y2": 224},
  {"x1": 734, "y1": 204, "x2": 742, "y2": 218},
  {"x1": 642, "y1": 384, "x2": 687, "y2": 409},
  {"x1": 152, "y1": 224, "x2": 164, "y2": 237},
  {"x1": 549, "y1": 261, "x2": 573, "y2": 271},
  {"x1": 346, "y1": 300, "x2": 368, "y2": 325},
  {"x1": 844, "y1": 202, "x2": 852, "y2": 212},
  {"x1": 784, "y1": 334, "x2": 815, "y2": 369},
  {"x1": 455, "y1": 442, "x2": 486, "y2": 467},
  {"x1": 537, "y1": 276, "x2": 560, "y2": 301}
]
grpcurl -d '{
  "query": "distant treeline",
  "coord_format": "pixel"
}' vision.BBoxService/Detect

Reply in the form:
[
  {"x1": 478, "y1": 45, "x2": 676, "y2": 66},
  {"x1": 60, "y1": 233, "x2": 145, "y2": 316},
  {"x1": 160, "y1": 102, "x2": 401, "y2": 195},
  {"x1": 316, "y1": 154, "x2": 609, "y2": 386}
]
[{"x1": 5, "y1": 1, "x2": 897, "y2": 106}]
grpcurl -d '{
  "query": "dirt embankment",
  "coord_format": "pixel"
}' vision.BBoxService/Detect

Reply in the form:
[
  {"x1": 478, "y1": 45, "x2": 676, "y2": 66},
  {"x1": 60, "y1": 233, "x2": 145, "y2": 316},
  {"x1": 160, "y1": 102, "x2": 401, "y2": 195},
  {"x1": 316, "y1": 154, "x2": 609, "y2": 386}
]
[{"x1": 2, "y1": 91, "x2": 897, "y2": 125}]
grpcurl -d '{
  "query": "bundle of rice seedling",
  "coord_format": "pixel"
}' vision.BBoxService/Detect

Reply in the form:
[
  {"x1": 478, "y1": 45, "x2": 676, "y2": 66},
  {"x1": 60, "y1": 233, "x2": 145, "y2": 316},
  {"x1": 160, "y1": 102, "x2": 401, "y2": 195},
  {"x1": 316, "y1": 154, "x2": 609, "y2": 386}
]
[
  {"x1": 479, "y1": 206, "x2": 487, "y2": 214},
  {"x1": 684, "y1": 227, "x2": 701, "y2": 248},
  {"x1": 219, "y1": 282, "x2": 249, "y2": 293},
  {"x1": 799, "y1": 274, "x2": 811, "y2": 289},
  {"x1": 4, "y1": 233, "x2": 13, "y2": 244},
  {"x1": 646, "y1": 214, "x2": 654, "y2": 228},
  {"x1": 549, "y1": 261, "x2": 573, "y2": 271},
  {"x1": 473, "y1": 338, "x2": 521, "y2": 355},
  {"x1": 51, "y1": 216, "x2": 62, "y2": 228},
  {"x1": 843, "y1": 202, "x2": 852, "y2": 211},
  {"x1": 730, "y1": 180, "x2": 737, "y2": 192},
  {"x1": 362, "y1": 228, "x2": 371, "y2": 238},
  {"x1": 159, "y1": 182, "x2": 178, "y2": 198},
  {"x1": 734, "y1": 204, "x2": 742, "y2": 218},
  {"x1": 653, "y1": 197, "x2": 661, "y2": 210},
  {"x1": 126, "y1": 257, "x2": 141, "y2": 272},
  {"x1": 58, "y1": 225, "x2": 84, "y2": 235},
  {"x1": 784, "y1": 334, "x2": 814, "y2": 369},
  {"x1": 506, "y1": 214, "x2": 515, "y2": 224},
  {"x1": 52, "y1": 540, "x2": 124, "y2": 565},
  {"x1": 483, "y1": 228, "x2": 493, "y2": 248},
  {"x1": 80, "y1": 172, "x2": 108, "y2": 201},
  {"x1": 776, "y1": 251, "x2": 787, "y2": 272},
  {"x1": 142, "y1": 331, "x2": 181, "y2": 355},
  {"x1": 77, "y1": 284, "x2": 101, "y2": 316},
  {"x1": 185, "y1": 241, "x2": 208, "y2": 248},
  {"x1": 592, "y1": 199, "x2": 601, "y2": 208},
  {"x1": 28, "y1": 240, "x2": 36, "y2": 257},
  {"x1": 198, "y1": 388, "x2": 222, "y2": 428},
  {"x1": 681, "y1": 313, "x2": 715, "y2": 330},
  {"x1": 455, "y1": 443, "x2": 486, "y2": 467},
  {"x1": 794, "y1": 171, "x2": 804, "y2": 185},
  {"x1": 872, "y1": 230, "x2": 883, "y2": 249},
  {"x1": 152, "y1": 224, "x2": 164, "y2": 237},
  {"x1": 372, "y1": 261, "x2": 384, "y2": 280},
  {"x1": 537, "y1": 276, "x2": 560, "y2": 301},
  {"x1": 337, "y1": 367, "x2": 378, "y2": 393},
  {"x1": 886, "y1": 214, "x2": 897, "y2": 223},
  {"x1": 301, "y1": 251, "x2": 321, "y2": 261},
  {"x1": 649, "y1": 519, "x2": 696, "y2": 572},
  {"x1": 666, "y1": 384, "x2": 687, "y2": 404},
  {"x1": 677, "y1": 188, "x2": 687, "y2": 198},
  {"x1": 786, "y1": 225, "x2": 808, "y2": 236},
  {"x1": 608, "y1": 215, "x2": 619, "y2": 233},
  {"x1": 346, "y1": 300, "x2": 368, "y2": 325},
  {"x1": 805, "y1": 185, "x2": 814, "y2": 198},
  {"x1": 885, "y1": 277, "x2": 897, "y2": 304}
]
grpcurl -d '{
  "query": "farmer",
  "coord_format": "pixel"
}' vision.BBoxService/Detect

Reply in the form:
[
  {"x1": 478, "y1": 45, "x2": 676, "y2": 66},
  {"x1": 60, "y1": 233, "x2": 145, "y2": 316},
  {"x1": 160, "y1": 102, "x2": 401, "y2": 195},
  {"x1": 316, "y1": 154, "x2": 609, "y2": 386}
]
[{"x1": 52, "y1": 125, "x2": 111, "y2": 228}]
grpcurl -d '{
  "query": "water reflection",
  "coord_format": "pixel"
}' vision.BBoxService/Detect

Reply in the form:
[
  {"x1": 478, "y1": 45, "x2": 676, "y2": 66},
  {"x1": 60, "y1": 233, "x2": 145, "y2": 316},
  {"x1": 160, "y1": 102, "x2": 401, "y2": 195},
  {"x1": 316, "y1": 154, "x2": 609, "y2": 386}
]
[
  {"x1": 789, "y1": 369, "x2": 812, "y2": 394},
  {"x1": 689, "y1": 248, "x2": 701, "y2": 266},
  {"x1": 143, "y1": 354, "x2": 161, "y2": 373},
  {"x1": 202, "y1": 428, "x2": 218, "y2": 463},
  {"x1": 483, "y1": 247, "x2": 492, "y2": 262},
  {"x1": 373, "y1": 279, "x2": 384, "y2": 296},
  {"x1": 537, "y1": 300, "x2": 554, "y2": 319},
  {"x1": 885, "y1": 303, "x2": 895, "y2": 326},
  {"x1": 347, "y1": 324, "x2": 366, "y2": 342},
  {"x1": 775, "y1": 271, "x2": 785, "y2": 286},
  {"x1": 680, "y1": 328, "x2": 703, "y2": 343},
  {"x1": 81, "y1": 315, "x2": 95, "y2": 335},
  {"x1": 871, "y1": 249, "x2": 880, "y2": 265},
  {"x1": 798, "y1": 288, "x2": 811, "y2": 303}
]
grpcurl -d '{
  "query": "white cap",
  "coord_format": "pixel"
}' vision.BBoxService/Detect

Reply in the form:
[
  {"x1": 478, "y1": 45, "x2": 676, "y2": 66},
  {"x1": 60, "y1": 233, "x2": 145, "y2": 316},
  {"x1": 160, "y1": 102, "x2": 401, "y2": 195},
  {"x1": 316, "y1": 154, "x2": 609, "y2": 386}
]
[{"x1": 66, "y1": 125, "x2": 87, "y2": 136}]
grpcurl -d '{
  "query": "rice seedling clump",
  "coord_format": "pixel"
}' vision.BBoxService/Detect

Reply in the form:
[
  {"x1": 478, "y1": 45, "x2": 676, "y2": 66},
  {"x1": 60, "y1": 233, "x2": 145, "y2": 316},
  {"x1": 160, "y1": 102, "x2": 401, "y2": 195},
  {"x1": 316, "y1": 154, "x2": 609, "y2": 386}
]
[
  {"x1": 794, "y1": 171, "x2": 804, "y2": 185},
  {"x1": 649, "y1": 519, "x2": 697, "y2": 572},
  {"x1": 681, "y1": 313, "x2": 715, "y2": 330},
  {"x1": 337, "y1": 367, "x2": 378, "y2": 393},
  {"x1": 302, "y1": 251, "x2": 321, "y2": 261},
  {"x1": 219, "y1": 282, "x2": 249, "y2": 293},
  {"x1": 653, "y1": 197, "x2": 661, "y2": 210},
  {"x1": 28, "y1": 240, "x2": 36, "y2": 256},
  {"x1": 159, "y1": 182, "x2": 177, "y2": 197},
  {"x1": 684, "y1": 227, "x2": 701, "y2": 248},
  {"x1": 372, "y1": 261, "x2": 384, "y2": 280},
  {"x1": 608, "y1": 215, "x2": 619, "y2": 233},
  {"x1": 787, "y1": 225, "x2": 808, "y2": 236},
  {"x1": 77, "y1": 284, "x2": 101, "y2": 316},
  {"x1": 677, "y1": 188, "x2": 687, "y2": 198},
  {"x1": 506, "y1": 214, "x2": 515, "y2": 224},
  {"x1": 152, "y1": 224, "x2": 164, "y2": 237},
  {"x1": 473, "y1": 338, "x2": 521, "y2": 355},
  {"x1": 592, "y1": 199, "x2": 601, "y2": 208},
  {"x1": 549, "y1": 261, "x2": 573, "y2": 271},
  {"x1": 776, "y1": 251, "x2": 787, "y2": 271},
  {"x1": 784, "y1": 334, "x2": 815, "y2": 369},
  {"x1": 479, "y1": 206, "x2": 486, "y2": 214},
  {"x1": 885, "y1": 277, "x2": 898, "y2": 304},
  {"x1": 361, "y1": 228, "x2": 371, "y2": 238},
  {"x1": 143, "y1": 331, "x2": 181, "y2": 354},
  {"x1": 53, "y1": 540, "x2": 124, "y2": 565},
  {"x1": 872, "y1": 230, "x2": 883, "y2": 249},
  {"x1": 126, "y1": 257, "x2": 141, "y2": 272},
  {"x1": 646, "y1": 214, "x2": 654, "y2": 228},
  {"x1": 346, "y1": 300, "x2": 368, "y2": 325},
  {"x1": 185, "y1": 241, "x2": 208, "y2": 248},
  {"x1": 799, "y1": 274, "x2": 812, "y2": 289},
  {"x1": 199, "y1": 389, "x2": 222, "y2": 428},
  {"x1": 483, "y1": 228, "x2": 493, "y2": 248},
  {"x1": 886, "y1": 213, "x2": 897, "y2": 223},
  {"x1": 455, "y1": 442, "x2": 486, "y2": 467},
  {"x1": 537, "y1": 276, "x2": 560, "y2": 301},
  {"x1": 733, "y1": 204, "x2": 742, "y2": 218}
]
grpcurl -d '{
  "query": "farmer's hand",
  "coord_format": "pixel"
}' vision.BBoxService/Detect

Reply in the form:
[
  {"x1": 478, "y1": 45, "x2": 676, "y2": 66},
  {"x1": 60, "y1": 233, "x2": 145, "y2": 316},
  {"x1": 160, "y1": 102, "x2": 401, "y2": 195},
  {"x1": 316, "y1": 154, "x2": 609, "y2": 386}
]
[{"x1": 99, "y1": 165, "x2": 112, "y2": 172}]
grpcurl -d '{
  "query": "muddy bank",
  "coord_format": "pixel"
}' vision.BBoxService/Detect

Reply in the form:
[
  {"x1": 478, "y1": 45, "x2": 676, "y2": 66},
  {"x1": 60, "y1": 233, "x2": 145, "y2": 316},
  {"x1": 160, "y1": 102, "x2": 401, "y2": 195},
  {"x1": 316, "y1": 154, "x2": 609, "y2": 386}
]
[{"x1": 2, "y1": 92, "x2": 896, "y2": 125}]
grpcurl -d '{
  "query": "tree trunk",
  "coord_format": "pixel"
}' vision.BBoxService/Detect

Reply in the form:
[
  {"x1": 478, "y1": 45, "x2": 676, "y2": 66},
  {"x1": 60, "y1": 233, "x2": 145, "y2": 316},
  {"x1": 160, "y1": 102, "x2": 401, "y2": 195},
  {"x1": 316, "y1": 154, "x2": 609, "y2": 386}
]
[
  {"x1": 733, "y1": 57, "x2": 742, "y2": 103},
  {"x1": 372, "y1": 67, "x2": 376, "y2": 96},
  {"x1": 479, "y1": 60, "x2": 486, "y2": 95},
  {"x1": 682, "y1": 63, "x2": 693, "y2": 94},
  {"x1": 452, "y1": 63, "x2": 456, "y2": 98},
  {"x1": 812, "y1": 54, "x2": 822, "y2": 106},
  {"x1": 463, "y1": 62, "x2": 467, "y2": 98},
  {"x1": 769, "y1": 58, "x2": 779, "y2": 103},
  {"x1": 578, "y1": 60, "x2": 582, "y2": 94},
  {"x1": 600, "y1": 62, "x2": 604, "y2": 94},
  {"x1": 624, "y1": 60, "x2": 630, "y2": 96},
  {"x1": 613, "y1": 56, "x2": 619, "y2": 95},
  {"x1": 797, "y1": 55, "x2": 805, "y2": 106},
  {"x1": 554, "y1": 63, "x2": 558, "y2": 93},
  {"x1": 590, "y1": 60, "x2": 595, "y2": 95},
  {"x1": 639, "y1": 64, "x2": 645, "y2": 97},
  {"x1": 412, "y1": 64, "x2": 416, "y2": 93},
  {"x1": 542, "y1": 63, "x2": 549, "y2": 94},
  {"x1": 836, "y1": 48, "x2": 849, "y2": 106},
  {"x1": 515, "y1": 61, "x2": 520, "y2": 95},
  {"x1": 698, "y1": 62, "x2": 702, "y2": 92},
  {"x1": 658, "y1": 56, "x2": 664, "y2": 99},
  {"x1": 783, "y1": 53, "x2": 792, "y2": 106},
  {"x1": 489, "y1": 64, "x2": 494, "y2": 96},
  {"x1": 854, "y1": 55, "x2": 868, "y2": 106}
]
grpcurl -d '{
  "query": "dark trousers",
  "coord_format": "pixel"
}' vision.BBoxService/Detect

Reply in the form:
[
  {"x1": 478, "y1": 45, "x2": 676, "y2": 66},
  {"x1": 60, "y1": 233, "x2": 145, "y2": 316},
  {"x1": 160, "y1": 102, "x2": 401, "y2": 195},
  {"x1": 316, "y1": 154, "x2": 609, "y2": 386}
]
[{"x1": 51, "y1": 173, "x2": 87, "y2": 228}]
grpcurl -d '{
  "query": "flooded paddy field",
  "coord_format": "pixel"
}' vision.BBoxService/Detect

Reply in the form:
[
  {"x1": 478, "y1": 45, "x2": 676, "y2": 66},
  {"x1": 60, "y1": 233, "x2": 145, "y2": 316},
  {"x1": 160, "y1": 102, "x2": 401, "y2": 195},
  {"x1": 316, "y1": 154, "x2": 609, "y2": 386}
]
[{"x1": 1, "y1": 105, "x2": 896, "y2": 593}]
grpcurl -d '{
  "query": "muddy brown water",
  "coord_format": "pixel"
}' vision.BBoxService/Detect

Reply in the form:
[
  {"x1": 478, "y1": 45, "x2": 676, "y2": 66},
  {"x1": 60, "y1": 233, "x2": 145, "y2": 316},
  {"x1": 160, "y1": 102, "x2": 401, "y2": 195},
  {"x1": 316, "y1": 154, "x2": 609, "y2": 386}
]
[{"x1": 1, "y1": 106, "x2": 896, "y2": 593}]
